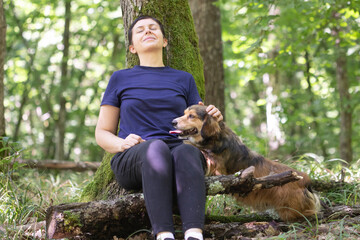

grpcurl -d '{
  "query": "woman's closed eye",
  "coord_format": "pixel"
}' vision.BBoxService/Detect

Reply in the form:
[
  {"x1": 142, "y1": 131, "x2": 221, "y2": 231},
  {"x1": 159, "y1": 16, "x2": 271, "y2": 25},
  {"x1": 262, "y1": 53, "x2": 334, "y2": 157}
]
[{"x1": 136, "y1": 28, "x2": 144, "y2": 33}]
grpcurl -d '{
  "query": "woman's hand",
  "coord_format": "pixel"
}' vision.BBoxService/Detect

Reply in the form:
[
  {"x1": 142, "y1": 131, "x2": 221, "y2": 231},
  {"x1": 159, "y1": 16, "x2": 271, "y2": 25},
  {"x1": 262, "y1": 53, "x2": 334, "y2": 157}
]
[
  {"x1": 198, "y1": 102, "x2": 223, "y2": 122},
  {"x1": 121, "y1": 134, "x2": 145, "y2": 152}
]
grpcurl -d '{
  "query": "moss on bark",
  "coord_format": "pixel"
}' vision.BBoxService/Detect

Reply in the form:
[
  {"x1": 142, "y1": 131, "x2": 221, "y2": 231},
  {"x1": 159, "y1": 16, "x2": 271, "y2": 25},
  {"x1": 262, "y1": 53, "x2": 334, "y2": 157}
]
[
  {"x1": 80, "y1": 0, "x2": 205, "y2": 202},
  {"x1": 80, "y1": 152, "x2": 115, "y2": 202}
]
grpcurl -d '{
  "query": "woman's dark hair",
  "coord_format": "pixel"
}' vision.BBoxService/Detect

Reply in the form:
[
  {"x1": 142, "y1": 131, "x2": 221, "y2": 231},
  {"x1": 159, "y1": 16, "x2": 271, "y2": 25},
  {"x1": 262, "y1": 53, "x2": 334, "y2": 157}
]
[{"x1": 128, "y1": 15, "x2": 166, "y2": 45}]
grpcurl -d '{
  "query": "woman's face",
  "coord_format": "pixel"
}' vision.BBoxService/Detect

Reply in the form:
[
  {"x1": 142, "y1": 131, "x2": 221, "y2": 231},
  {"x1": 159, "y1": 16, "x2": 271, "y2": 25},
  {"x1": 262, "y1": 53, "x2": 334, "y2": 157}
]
[{"x1": 129, "y1": 18, "x2": 167, "y2": 55}]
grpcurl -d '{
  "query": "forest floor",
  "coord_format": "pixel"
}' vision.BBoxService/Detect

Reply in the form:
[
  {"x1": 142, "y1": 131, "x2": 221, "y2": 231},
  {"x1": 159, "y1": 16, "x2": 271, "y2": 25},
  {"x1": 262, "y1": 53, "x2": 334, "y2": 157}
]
[
  {"x1": 1, "y1": 164, "x2": 360, "y2": 240},
  {"x1": 115, "y1": 215, "x2": 360, "y2": 240}
]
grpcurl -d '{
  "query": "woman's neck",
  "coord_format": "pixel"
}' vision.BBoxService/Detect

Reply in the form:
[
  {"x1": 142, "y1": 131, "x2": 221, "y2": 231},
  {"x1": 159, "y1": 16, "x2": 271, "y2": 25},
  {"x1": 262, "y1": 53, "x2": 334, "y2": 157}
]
[{"x1": 138, "y1": 51, "x2": 165, "y2": 67}]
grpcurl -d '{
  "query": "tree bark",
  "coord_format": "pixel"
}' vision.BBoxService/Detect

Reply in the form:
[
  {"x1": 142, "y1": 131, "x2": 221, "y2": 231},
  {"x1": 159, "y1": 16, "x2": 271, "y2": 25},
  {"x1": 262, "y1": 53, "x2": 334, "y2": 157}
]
[
  {"x1": 47, "y1": 168, "x2": 302, "y2": 239},
  {"x1": 189, "y1": 0, "x2": 225, "y2": 115},
  {"x1": 0, "y1": 0, "x2": 6, "y2": 140},
  {"x1": 56, "y1": 0, "x2": 71, "y2": 160},
  {"x1": 304, "y1": 50, "x2": 328, "y2": 158},
  {"x1": 46, "y1": 194, "x2": 150, "y2": 239}
]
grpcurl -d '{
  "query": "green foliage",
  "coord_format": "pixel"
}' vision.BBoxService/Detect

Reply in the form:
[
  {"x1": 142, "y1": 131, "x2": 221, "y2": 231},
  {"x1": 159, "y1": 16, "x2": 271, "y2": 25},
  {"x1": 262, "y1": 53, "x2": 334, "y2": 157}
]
[
  {"x1": 4, "y1": 0, "x2": 359, "y2": 165},
  {"x1": 221, "y1": 0, "x2": 360, "y2": 162},
  {"x1": 4, "y1": 0, "x2": 125, "y2": 162}
]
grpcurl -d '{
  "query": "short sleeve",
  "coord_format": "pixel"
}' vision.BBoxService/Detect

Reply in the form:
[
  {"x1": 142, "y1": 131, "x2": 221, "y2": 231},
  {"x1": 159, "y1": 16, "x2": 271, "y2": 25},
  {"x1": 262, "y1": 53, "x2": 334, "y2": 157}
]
[{"x1": 101, "y1": 72, "x2": 121, "y2": 108}]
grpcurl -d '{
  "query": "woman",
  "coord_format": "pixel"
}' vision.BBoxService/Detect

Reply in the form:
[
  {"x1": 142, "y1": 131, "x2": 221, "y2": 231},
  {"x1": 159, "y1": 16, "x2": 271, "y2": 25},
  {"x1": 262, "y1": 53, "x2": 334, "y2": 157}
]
[{"x1": 95, "y1": 15, "x2": 223, "y2": 240}]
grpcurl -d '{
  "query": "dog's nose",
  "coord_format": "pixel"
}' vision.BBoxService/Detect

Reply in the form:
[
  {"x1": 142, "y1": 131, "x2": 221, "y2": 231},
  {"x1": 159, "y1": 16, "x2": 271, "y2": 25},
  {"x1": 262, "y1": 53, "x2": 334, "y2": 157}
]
[{"x1": 172, "y1": 119, "x2": 178, "y2": 127}]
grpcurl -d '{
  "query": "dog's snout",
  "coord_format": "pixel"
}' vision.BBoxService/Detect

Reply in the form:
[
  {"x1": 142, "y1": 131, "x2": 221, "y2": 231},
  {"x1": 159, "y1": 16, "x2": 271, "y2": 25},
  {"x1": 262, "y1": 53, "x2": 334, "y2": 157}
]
[{"x1": 172, "y1": 119, "x2": 178, "y2": 127}]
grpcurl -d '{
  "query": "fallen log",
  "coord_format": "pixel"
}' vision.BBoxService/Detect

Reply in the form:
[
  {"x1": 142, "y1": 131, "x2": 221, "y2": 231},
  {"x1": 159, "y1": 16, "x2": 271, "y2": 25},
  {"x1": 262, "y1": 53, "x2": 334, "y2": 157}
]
[
  {"x1": 46, "y1": 167, "x2": 301, "y2": 239},
  {"x1": 15, "y1": 159, "x2": 100, "y2": 171},
  {"x1": 311, "y1": 179, "x2": 354, "y2": 192},
  {"x1": 46, "y1": 194, "x2": 149, "y2": 239},
  {"x1": 205, "y1": 166, "x2": 303, "y2": 197}
]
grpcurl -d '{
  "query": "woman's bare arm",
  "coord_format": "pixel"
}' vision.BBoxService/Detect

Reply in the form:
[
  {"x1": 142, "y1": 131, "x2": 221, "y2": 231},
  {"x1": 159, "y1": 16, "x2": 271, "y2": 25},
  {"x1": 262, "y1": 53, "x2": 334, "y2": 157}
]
[{"x1": 95, "y1": 105, "x2": 144, "y2": 153}]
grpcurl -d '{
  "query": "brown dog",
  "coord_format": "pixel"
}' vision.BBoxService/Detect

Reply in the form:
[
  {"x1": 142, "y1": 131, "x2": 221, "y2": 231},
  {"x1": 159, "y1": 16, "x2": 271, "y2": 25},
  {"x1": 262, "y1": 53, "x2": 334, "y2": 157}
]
[{"x1": 171, "y1": 104, "x2": 320, "y2": 221}]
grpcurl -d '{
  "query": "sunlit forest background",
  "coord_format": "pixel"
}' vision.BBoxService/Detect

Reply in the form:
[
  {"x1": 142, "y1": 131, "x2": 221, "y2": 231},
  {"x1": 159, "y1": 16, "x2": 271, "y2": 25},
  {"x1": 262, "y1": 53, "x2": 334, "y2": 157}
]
[
  {"x1": 4, "y1": 0, "x2": 359, "y2": 165},
  {"x1": 1, "y1": 0, "x2": 360, "y2": 239}
]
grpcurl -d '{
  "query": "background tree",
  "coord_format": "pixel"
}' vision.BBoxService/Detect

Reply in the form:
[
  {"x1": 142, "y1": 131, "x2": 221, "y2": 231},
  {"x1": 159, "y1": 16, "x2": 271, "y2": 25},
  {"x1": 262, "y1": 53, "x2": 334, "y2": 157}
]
[
  {"x1": 0, "y1": 0, "x2": 5, "y2": 139},
  {"x1": 332, "y1": 8, "x2": 353, "y2": 164},
  {"x1": 189, "y1": 0, "x2": 225, "y2": 115},
  {"x1": 55, "y1": 0, "x2": 71, "y2": 160}
]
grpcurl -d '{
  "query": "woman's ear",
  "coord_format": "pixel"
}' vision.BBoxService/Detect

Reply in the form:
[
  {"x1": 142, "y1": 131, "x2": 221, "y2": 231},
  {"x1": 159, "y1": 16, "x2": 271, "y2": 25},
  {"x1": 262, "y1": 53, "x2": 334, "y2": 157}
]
[
  {"x1": 163, "y1": 38, "x2": 168, "y2": 48},
  {"x1": 201, "y1": 114, "x2": 221, "y2": 139},
  {"x1": 129, "y1": 44, "x2": 137, "y2": 54}
]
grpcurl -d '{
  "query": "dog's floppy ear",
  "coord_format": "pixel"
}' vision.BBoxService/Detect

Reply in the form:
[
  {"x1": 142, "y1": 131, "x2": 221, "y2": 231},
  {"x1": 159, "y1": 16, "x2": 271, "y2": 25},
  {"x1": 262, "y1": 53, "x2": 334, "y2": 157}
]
[{"x1": 201, "y1": 114, "x2": 221, "y2": 138}]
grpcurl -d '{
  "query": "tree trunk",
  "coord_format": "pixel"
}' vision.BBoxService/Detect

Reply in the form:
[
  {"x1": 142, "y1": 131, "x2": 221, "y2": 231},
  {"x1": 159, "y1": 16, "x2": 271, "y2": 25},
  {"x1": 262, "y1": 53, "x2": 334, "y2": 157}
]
[
  {"x1": 47, "y1": 168, "x2": 302, "y2": 239},
  {"x1": 189, "y1": 0, "x2": 225, "y2": 115},
  {"x1": 7, "y1": 1, "x2": 38, "y2": 142},
  {"x1": 335, "y1": 53, "x2": 352, "y2": 164},
  {"x1": 56, "y1": 0, "x2": 71, "y2": 160},
  {"x1": 333, "y1": 11, "x2": 353, "y2": 164},
  {"x1": 0, "y1": 0, "x2": 5, "y2": 139},
  {"x1": 80, "y1": 0, "x2": 205, "y2": 202},
  {"x1": 304, "y1": 50, "x2": 328, "y2": 158}
]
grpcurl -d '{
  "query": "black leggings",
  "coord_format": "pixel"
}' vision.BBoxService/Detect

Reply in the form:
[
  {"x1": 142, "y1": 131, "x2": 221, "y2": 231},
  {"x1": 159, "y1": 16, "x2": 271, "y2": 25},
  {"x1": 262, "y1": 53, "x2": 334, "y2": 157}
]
[{"x1": 110, "y1": 139, "x2": 206, "y2": 235}]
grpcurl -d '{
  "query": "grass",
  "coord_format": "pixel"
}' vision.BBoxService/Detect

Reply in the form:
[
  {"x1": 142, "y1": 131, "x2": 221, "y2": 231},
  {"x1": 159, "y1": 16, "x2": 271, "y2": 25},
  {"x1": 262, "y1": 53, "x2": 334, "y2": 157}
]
[
  {"x1": 0, "y1": 138, "x2": 94, "y2": 239},
  {"x1": 0, "y1": 138, "x2": 359, "y2": 239},
  {"x1": 0, "y1": 168, "x2": 93, "y2": 239}
]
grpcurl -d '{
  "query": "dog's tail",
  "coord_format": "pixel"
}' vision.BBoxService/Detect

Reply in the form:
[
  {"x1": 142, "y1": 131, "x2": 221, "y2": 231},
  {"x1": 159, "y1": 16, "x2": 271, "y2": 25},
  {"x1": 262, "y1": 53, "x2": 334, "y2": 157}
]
[
  {"x1": 304, "y1": 185, "x2": 322, "y2": 216},
  {"x1": 276, "y1": 184, "x2": 321, "y2": 222}
]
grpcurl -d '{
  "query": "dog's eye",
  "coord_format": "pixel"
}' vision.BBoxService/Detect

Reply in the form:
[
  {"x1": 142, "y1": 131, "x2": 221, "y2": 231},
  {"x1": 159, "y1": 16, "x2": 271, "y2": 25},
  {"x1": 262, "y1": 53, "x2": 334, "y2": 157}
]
[{"x1": 188, "y1": 114, "x2": 195, "y2": 119}]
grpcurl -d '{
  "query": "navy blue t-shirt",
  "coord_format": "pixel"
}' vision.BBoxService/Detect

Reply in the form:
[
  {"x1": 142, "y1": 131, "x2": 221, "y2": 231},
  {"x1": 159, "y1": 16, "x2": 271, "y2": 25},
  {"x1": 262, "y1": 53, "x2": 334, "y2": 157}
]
[{"x1": 101, "y1": 65, "x2": 202, "y2": 140}]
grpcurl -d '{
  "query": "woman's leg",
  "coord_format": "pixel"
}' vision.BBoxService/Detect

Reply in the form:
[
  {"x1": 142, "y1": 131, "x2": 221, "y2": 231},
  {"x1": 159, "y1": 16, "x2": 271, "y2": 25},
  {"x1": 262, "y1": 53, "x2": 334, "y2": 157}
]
[
  {"x1": 171, "y1": 144, "x2": 206, "y2": 233},
  {"x1": 110, "y1": 139, "x2": 175, "y2": 235}
]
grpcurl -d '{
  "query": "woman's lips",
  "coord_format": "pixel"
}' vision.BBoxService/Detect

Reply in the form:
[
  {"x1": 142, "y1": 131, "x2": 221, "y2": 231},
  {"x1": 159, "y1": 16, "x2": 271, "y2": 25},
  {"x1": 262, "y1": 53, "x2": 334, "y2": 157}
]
[{"x1": 143, "y1": 36, "x2": 156, "y2": 42}]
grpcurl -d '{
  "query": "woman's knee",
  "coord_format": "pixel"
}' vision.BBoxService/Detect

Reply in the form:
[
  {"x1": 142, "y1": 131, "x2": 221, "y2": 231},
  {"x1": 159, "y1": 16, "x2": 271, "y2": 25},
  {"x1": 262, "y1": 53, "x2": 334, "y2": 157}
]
[
  {"x1": 146, "y1": 139, "x2": 170, "y2": 157},
  {"x1": 143, "y1": 139, "x2": 172, "y2": 172},
  {"x1": 172, "y1": 144, "x2": 205, "y2": 169}
]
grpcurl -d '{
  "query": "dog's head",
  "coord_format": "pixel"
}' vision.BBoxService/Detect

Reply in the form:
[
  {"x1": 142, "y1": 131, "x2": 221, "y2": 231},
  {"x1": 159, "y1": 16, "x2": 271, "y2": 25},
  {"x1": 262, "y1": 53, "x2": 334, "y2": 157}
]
[{"x1": 171, "y1": 104, "x2": 221, "y2": 144}]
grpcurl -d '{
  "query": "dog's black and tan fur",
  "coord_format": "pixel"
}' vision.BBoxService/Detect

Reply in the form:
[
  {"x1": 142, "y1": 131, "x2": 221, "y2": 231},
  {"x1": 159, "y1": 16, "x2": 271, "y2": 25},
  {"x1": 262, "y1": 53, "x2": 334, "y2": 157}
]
[{"x1": 172, "y1": 104, "x2": 320, "y2": 222}]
